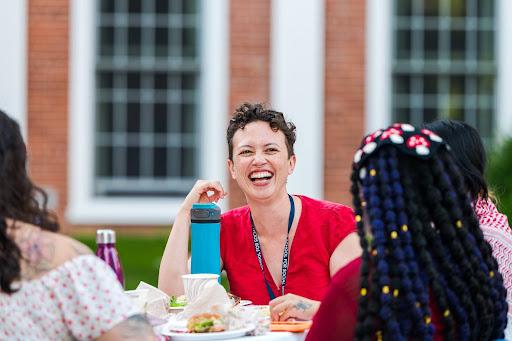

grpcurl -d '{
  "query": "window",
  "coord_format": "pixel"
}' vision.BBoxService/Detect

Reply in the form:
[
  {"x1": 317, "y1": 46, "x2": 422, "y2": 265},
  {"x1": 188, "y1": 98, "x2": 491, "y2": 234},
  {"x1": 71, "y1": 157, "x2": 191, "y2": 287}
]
[
  {"x1": 69, "y1": 0, "x2": 228, "y2": 224},
  {"x1": 95, "y1": 0, "x2": 199, "y2": 196},
  {"x1": 392, "y1": 0, "x2": 495, "y2": 144}
]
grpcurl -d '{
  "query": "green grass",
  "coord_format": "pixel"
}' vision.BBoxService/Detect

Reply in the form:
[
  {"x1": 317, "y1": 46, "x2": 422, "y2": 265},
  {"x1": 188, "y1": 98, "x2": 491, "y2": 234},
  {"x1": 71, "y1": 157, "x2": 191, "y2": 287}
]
[
  {"x1": 77, "y1": 235, "x2": 167, "y2": 290},
  {"x1": 76, "y1": 234, "x2": 230, "y2": 291}
]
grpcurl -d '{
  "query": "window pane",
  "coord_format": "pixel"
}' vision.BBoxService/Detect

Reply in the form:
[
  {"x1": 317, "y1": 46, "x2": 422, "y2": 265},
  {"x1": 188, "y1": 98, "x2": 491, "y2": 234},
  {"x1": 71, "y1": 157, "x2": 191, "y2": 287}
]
[
  {"x1": 128, "y1": 0, "x2": 141, "y2": 13},
  {"x1": 477, "y1": 110, "x2": 493, "y2": 138},
  {"x1": 99, "y1": 26, "x2": 114, "y2": 56},
  {"x1": 423, "y1": 0, "x2": 439, "y2": 17},
  {"x1": 451, "y1": 0, "x2": 467, "y2": 17},
  {"x1": 154, "y1": 103, "x2": 168, "y2": 133},
  {"x1": 96, "y1": 146, "x2": 113, "y2": 177},
  {"x1": 478, "y1": 75, "x2": 494, "y2": 95},
  {"x1": 396, "y1": 29, "x2": 411, "y2": 59},
  {"x1": 97, "y1": 103, "x2": 114, "y2": 132},
  {"x1": 154, "y1": 147, "x2": 167, "y2": 177},
  {"x1": 181, "y1": 103, "x2": 195, "y2": 133},
  {"x1": 424, "y1": 29, "x2": 438, "y2": 59},
  {"x1": 155, "y1": 0, "x2": 169, "y2": 13},
  {"x1": 423, "y1": 75, "x2": 437, "y2": 94},
  {"x1": 478, "y1": 30, "x2": 494, "y2": 61},
  {"x1": 182, "y1": 28, "x2": 197, "y2": 57},
  {"x1": 395, "y1": 0, "x2": 412, "y2": 16},
  {"x1": 127, "y1": 102, "x2": 140, "y2": 132},
  {"x1": 183, "y1": 0, "x2": 197, "y2": 14},
  {"x1": 95, "y1": 0, "x2": 200, "y2": 196},
  {"x1": 155, "y1": 27, "x2": 168, "y2": 57},
  {"x1": 450, "y1": 75, "x2": 465, "y2": 95},
  {"x1": 128, "y1": 26, "x2": 142, "y2": 56},
  {"x1": 100, "y1": 0, "x2": 115, "y2": 13},
  {"x1": 127, "y1": 72, "x2": 140, "y2": 89},
  {"x1": 478, "y1": 0, "x2": 494, "y2": 17},
  {"x1": 98, "y1": 72, "x2": 114, "y2": 89},
  {"x1": 127, "y1": 146, "x2": 140, "y2": 177},
  {"x1": 181, "y1": 147, "x2": 195, "y2": 177},
  {"x1": 394, "y1": 75, "x2": 410, "y2": 94},
  {"x1": 451, "y1": 30, "x2": 466, "y2": 60},
  {"x1": 391, "y1": 0, "x2": 496, "y2": 144}
]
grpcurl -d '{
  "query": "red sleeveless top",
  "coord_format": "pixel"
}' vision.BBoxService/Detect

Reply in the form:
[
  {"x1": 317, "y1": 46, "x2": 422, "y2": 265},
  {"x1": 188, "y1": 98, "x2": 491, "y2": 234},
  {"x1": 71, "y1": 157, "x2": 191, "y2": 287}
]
[{"x1": 220, "y1": 195, "x2": 356, "y2": 305}]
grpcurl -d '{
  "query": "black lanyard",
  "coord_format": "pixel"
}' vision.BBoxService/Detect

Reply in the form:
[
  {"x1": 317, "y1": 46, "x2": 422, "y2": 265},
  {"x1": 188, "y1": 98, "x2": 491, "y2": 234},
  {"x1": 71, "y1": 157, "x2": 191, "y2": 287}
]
[{"x1": 250, "y1": 194, "x2": 295, "y2": 300}]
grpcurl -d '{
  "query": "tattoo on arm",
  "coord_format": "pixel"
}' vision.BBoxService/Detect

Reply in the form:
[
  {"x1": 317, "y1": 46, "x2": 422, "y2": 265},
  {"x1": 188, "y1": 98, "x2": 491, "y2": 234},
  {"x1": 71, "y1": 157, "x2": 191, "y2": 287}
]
[
  {"x1": 117, "y1": 315, "x2": 155, "y2": 340},
  {"x1": 294, "y1": 300, "x2": 313, "y2": 312},
  {"x1": 17, "y1": 228, "x2": 55, "y2": 278}
]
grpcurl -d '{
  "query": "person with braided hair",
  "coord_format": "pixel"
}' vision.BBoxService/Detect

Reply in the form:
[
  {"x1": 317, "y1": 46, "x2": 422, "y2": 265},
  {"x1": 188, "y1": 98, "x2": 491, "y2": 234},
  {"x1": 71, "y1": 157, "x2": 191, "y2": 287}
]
[
  {"x1": 425, "y1": 119, "x2": 512, "y2": 339},
  {"x1": 306, "y1": 123, "x2": 508, "y2": 341}
]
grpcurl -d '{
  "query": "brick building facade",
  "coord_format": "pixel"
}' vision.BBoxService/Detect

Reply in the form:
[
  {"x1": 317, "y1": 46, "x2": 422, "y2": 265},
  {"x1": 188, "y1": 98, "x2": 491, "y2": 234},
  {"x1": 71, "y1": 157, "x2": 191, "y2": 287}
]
[{"x1": 1, "y1": 0, "x2": 510, "y2": 233}]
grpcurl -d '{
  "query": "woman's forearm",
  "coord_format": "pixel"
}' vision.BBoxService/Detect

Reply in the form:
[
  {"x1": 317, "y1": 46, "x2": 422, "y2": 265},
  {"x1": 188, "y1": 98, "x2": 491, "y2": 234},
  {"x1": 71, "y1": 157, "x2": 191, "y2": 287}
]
[{"x1": 158, "y1": 207, "x2": 191, "y2": 296}]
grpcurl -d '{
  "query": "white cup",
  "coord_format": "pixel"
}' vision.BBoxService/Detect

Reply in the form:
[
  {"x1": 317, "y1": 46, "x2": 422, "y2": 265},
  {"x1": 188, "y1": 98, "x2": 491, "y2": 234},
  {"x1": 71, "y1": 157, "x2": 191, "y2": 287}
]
[{"x1": 181, "y1": 273, "x2": 220, "y2": 303}]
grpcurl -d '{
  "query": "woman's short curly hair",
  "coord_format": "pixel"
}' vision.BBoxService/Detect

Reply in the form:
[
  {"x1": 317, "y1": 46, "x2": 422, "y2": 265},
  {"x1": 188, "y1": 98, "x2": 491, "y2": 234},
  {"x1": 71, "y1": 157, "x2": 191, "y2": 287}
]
[{"x1": 226, "y1": 102, "x2": 296, "y2": 160}]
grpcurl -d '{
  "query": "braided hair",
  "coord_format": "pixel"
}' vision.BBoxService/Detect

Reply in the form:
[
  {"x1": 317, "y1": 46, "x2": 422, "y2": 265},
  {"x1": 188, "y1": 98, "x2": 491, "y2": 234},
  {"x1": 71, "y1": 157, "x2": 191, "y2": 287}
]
[{"x1": 351, "y1": 125, "x2": 507, "y2": 340}]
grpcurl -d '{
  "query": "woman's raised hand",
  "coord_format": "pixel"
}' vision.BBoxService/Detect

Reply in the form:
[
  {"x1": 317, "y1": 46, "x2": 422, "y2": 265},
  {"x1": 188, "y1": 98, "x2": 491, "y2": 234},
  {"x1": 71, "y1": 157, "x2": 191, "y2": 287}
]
[{"x1": 182, "y1": 180, "x2": 227, "y2": 211}]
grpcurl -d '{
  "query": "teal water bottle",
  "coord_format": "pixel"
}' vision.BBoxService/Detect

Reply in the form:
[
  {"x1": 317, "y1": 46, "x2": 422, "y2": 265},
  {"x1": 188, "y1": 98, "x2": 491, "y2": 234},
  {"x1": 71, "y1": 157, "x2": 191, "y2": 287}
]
[{"x1": 190, "y1": 203, "x2": 221, "y2": 280}]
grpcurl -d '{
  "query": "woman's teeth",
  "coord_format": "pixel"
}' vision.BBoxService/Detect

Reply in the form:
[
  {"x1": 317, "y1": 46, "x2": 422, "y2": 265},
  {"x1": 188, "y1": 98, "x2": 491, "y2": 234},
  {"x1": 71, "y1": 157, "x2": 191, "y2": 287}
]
[{"x1": 250, "y1": 171, "x2": 273, "y2": 181}]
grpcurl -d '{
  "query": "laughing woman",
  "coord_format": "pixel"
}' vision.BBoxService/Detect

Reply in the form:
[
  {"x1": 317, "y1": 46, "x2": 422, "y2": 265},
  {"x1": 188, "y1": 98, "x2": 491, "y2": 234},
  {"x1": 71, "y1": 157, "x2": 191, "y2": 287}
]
[{"x1": 158, "y1": 103, "x2": 362, "y2": 321}]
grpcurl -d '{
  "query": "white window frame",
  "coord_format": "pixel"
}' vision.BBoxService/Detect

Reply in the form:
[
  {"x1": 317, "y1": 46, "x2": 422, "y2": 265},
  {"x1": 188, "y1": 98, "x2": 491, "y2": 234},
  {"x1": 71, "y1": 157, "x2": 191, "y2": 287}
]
[
  {"x1": 0, "y1": 0, "x2": 27, "y2": 138},
  {"x1": 271, "y1": 0, "x2": 325, "y2": 199},
  {"x1": 366, "y1": 0, "x2": 512, "y2": 138},
  {"x1": 67, "y1": 0, "x2": 228, "y2": 225}
]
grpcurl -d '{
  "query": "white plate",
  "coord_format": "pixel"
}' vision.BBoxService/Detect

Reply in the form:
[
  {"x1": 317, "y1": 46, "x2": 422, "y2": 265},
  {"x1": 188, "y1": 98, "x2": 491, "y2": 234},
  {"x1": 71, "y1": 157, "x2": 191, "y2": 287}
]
[
  {"x1": 161, "y1": 324, "x2": 255, "y2": 340},
  {"x1": 239, "y1": 300, "x2": 252, "y2": 306}
]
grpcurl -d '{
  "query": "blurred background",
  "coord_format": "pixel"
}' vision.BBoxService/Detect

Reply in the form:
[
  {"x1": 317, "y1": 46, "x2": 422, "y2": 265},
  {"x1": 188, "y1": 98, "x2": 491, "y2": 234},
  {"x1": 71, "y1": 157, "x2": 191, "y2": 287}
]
[{"x1": 0, "y1": 0, "x2": 511, "y2": 289}]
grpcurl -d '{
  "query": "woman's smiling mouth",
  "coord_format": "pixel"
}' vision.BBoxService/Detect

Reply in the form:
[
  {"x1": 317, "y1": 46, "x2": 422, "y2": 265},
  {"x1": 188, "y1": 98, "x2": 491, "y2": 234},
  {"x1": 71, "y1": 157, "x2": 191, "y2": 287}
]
[{"x1": 249, "y1": 171, "x2": 274, "y2": 184}]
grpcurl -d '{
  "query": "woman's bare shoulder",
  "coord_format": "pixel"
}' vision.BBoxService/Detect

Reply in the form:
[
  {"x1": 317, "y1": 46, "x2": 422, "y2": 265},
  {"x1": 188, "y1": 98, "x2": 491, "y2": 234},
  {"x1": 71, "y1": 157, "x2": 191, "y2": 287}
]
[{"x1": 10, "y1": 221, "x2": 93, "y2": 280}]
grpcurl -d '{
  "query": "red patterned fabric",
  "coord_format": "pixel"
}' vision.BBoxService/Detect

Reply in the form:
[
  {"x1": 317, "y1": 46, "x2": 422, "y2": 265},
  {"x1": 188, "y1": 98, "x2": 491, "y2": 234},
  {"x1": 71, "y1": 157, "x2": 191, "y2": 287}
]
[
  {"x1": 474, "y1": 198, "x2": 512, "y2": 338},
  {"x1": 220, "y1": 195, "x2": 356, "y2": 305}
]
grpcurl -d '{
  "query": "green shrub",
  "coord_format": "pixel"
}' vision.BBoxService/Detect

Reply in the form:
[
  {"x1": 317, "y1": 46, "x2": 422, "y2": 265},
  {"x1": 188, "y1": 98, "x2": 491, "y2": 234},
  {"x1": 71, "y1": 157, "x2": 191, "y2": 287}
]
[
  {"x1": 76, "y1": 234, "x2": 167, "y2": 290},
  {"x1": 76, "y1": 233, "x2": 230, "y2": 291},
  {"x1": 487, "y1": 137, "x2": 512, "y2": 219}
]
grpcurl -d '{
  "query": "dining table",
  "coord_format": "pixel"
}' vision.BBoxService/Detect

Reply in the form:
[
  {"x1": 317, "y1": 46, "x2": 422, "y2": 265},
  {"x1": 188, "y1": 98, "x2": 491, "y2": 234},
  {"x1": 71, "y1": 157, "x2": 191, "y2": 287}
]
[{"x1": 231, "y1": 331, "x2": 306, "y2": 341}]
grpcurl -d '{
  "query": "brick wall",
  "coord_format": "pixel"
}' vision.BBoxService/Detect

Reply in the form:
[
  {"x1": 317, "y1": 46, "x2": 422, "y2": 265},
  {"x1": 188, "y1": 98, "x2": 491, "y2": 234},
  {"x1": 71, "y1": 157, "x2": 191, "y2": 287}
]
[
  {"x1": 228, "y1": 0, "x2": 271, "y2": 209},
  {"x1": 24, "y1": 0, "x2": 366, "y2": 231},
  {"x1": 27, "y1": 0, "x2": 70, "y2": 232},
  {"x1": 324, "y1": 0, "x2": 366, "y2": 205}
]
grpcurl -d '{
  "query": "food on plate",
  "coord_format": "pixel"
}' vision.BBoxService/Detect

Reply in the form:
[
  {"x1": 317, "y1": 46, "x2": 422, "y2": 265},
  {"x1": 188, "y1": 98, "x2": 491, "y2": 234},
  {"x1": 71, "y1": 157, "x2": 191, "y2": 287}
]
[
  {"x1": 169, "y1": 295, "x2": 187, "y2": 307},
  {"x1": 187, "y1": 313, "x2": 226, "y2": 333}
]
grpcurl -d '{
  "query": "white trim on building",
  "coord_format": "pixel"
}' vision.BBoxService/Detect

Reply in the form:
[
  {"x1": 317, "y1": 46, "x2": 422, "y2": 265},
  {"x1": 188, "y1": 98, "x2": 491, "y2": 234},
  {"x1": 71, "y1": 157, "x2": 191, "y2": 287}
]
[
  {"x1": 270, "y1": 0, "x2": 325, "y2": 199},
  {"x1": 67, "y1": 0, "x2": 228, "y2": 225},
  {"x1": 0, "y1": 0, "x2": 27, "y2": 137},
  {"x1": 365, "y1": 0, "x2": 392, "y2": 134},
  {"x1": 496, "y1": 0, "x2": 512, "y2": 139}
]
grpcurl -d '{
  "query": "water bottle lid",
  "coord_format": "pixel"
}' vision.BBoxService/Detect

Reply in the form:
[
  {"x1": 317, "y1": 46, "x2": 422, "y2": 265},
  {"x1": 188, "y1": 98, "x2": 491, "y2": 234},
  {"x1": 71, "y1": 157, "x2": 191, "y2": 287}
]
[
  {"x1": 191, "y1": 203, "x2": 221, "y2": 222},
  {"x1": 96, "y1": 229, "x2": 116, "y2": 244}
]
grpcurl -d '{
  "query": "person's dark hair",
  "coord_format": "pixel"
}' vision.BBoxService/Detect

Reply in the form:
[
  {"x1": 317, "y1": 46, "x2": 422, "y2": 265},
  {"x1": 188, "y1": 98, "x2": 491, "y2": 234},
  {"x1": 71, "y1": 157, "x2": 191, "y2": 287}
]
[
  {"x1": 0, "y1": 109, "x2": 59, "y2": 294},
  {"x1": 351, "y1": 127, "x2": 507, "y2": 340},
  {"x1": 424, "y1": 119, "x2": 488, "y2": 201},
  {"x1": 226, "y1": 103, "x2": 296, "y2": 160}
]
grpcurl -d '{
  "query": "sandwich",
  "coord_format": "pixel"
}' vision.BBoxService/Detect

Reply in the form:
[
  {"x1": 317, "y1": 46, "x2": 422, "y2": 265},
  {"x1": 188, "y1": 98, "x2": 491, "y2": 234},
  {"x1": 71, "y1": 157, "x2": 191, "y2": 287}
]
[{"x1": 187, "y1": 313, "x2": 226, "y2": 333}]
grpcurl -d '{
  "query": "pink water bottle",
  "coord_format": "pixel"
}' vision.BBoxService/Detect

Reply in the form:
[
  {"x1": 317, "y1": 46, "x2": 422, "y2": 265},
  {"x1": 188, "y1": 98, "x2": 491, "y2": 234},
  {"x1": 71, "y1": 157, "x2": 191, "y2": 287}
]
[{"x1": 96, "y1": 229, "x2": 125, "y2": 288}]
